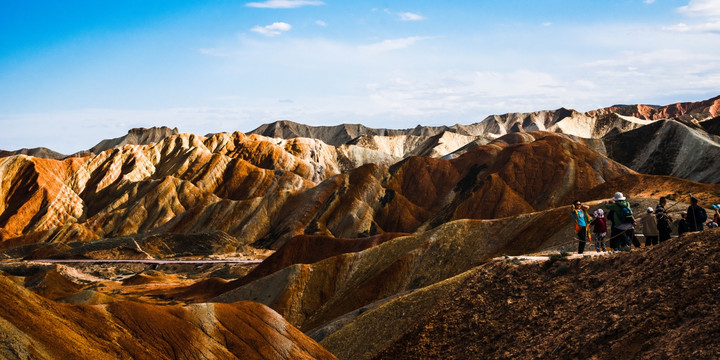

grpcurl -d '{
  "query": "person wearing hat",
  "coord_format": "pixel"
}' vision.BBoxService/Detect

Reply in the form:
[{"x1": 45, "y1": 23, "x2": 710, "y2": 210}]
[
  {"x1": 590, "y1": 209, "x2": 608, "y2": 252},
  {"x1": 640, "y1": 207, "x2": 659, "y2": 246},
  {"x1": 655, "y1": 197, "x2": 673, "y2": 242},
  {"x1": 605, "y1": 192, "x2": 640, "y2": 250},
  {"x1": 686, "y1": 196, "x2": 707, "y2": 232}
]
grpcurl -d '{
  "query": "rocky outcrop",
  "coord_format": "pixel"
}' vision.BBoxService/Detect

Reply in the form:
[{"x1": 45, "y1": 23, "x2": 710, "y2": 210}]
[
  {"x1": 0, "y1": 274, "x2": 336, "y2": 359},
  {"x1": 603, "y1": 119, "x2": 720, "y2": 183},
  {"x1": 599, "y1": 94, "x2": 720, "y2": 121},
  {"x1": 249, "y1": 120, "x2": 452, "y2": 146},
  {"x1": 346, "y1": 131, "x2": 490, "y2": 159}
]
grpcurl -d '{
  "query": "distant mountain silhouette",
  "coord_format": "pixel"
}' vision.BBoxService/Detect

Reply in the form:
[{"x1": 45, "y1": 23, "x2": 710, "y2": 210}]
[
  {"x1": 88, "y1": 126, "x2": 179, "y2": 154},
  {"x1": 0, "y1": 147, "x2": 67, "y2": 160}
]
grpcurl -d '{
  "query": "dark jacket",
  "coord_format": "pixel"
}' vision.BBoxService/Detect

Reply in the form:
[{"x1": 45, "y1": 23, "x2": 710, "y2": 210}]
[
  {"x1": 678, "y1": 219, "x2": 690, "y2": 236},
  {"x1": 655, "y1": 203, "x2": 672, "y2": 234},
  {"x1": 687, "y1": 204, "x2": 707, "y2": 231}
]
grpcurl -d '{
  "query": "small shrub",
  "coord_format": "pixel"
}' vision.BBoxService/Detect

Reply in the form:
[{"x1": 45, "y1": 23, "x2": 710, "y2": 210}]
[
  {"x1": 555, "y1": 263, "x2": 569, "y2": 276},
  {"x1": 543, "y1": 252, "x2": 568, "y2": 270}
]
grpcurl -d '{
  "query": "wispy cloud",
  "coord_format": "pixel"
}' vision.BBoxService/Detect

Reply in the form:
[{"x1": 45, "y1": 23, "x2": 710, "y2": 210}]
[
  {"x1": 315, "y1": 20, "x2": 327, "y2": 27},
  {"x1": 383, "y1": 9, "x2": 426, "y2": 21},
  {"x1": 246, "y1": 0, "x2": 324, "y2": 8},
  {"x1": 398, "y1": 12, "x2": 426, "y2": 21},
  {"x1": 678, "y1": 0, "x2": 720, "y2": 17},
  {"x1": 665, "y1": 0, "x2": 720, "y2": 33},
  {"x1": 359, "y1": 36, "x2": 432, "y2": 52},
  {"x1": 644, "y1": 0, "x2": 656, "y2": 4},
  {"x1": 251, "y1": 22, "x2": 292, "y2": 37},
  {"x1": 662, "y1": 21, "x2": 720, "y2": 32}
]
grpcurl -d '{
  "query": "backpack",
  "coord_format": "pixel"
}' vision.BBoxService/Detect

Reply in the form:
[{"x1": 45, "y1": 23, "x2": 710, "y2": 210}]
[
  {"x1": 619, "y1": 204, "x2": 634, "y2": 224},
  {"x1": 694, "y1": 205, "x2": 707, "y2": 223}
]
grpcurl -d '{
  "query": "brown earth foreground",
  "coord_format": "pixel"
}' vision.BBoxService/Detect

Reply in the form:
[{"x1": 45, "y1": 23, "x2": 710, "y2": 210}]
[{"x1": 375, "y1": 229, "x2": 720, "y2": 360}]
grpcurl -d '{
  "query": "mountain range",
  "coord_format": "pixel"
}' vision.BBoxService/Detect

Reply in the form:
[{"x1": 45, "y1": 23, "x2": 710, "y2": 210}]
[{"x1": 1, "y1": 95, "x2": 719, "y2": 359}]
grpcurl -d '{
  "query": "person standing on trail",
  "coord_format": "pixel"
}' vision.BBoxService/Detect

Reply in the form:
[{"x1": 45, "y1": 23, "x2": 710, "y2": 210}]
[
  {"x1": 605, "y1": 192, "x2": 640, "y2": 250},
  {"x1": 590, "y1": 209, "x2": 607, "y2": 252},
  {"x1": 655, "y1": 197, "x2": 673, "y2": 242},
  {"x1": 687, "y1": 196, "x2": 707, "y2": 232},
  {"x1": 570, "y1": 200, "x2": 591, "y2": 255},
  {"x1": 678, "y1": 212, "x2": 690, "y2": 237},
  {"x1": 710, "y1": 204, "x2": 720, "y2": 228},
  {"x1": 640, "y1": 207, "x2": 659, "y2": 246}
]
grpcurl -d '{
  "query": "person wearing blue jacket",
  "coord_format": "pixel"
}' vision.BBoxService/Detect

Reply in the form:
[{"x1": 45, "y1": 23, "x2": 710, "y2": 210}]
[{"x1": 570, "y1": 200, "x2": 591, "y2": 255}]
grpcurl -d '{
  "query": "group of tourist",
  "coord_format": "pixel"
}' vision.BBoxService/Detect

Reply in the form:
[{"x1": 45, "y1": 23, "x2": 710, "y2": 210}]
[{"x1": 570, "y1": 193, "x2": 719, "y2": 254}]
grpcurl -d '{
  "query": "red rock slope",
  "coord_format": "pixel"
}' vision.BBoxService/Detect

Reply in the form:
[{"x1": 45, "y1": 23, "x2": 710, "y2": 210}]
[{"x1": 0, "y1": 273, "x2": 336, "y2": 359}]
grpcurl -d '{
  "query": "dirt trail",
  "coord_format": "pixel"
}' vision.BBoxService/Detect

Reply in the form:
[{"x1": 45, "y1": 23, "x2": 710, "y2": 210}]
[{"x1": 24, "y1": 259, "x2": 263, "y2": 265}]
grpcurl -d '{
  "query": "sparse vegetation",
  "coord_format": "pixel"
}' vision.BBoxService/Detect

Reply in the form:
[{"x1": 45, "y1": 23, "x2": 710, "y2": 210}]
[
  {"x1": 554, "y1": 263, "x2": 570, "y2": 276},
  {"x1": 543, "y1": 252, "x2": 569, "y2": 271},
  {"x1": 504, "y1": 256, "x2": 524, "y2": 265}
]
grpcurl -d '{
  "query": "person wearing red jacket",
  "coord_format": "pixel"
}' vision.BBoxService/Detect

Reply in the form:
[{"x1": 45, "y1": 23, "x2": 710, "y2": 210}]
[{"x1": 590, "y1": 209, "x2": 607, "y2": 252}]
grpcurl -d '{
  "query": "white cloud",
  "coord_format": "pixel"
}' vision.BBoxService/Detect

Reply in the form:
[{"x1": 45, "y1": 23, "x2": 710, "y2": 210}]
[
  {"x1": 361, "y1": 70, "x2": 576, "y2": 118},
  {"x1": 359, "y1": 36, "x2": 432, "y2": 52},
  {"x1": 663, "y1": 21, "x2": 720, "y2": 32},
  {"x1": 667, "y1": 1, "x2": 720, "y2": 33},
  {"x1": 644, "y1": 0, "x2": 656, "y2": 4},
  {"x1": 246, "y1": 0, "x2": 324, "y2": 9},
  {"x1": 315, "y1": 20, "x2": 327, "y2": 27},
  {"x1": 251, "y1": 22, "x2": 292, "y2": 37},
  {"x1": 663, "y1": 23, "x2": 692, "y2": 32},
  {"x1": 678, "y1": 0, "x2": 720, "y2": 17},
  {"x1": 542, "y1": 22, "x2": 553, "y2": 26},
  {"x1": 398, "y1": 12, "x2": 426, "y2": 21}
]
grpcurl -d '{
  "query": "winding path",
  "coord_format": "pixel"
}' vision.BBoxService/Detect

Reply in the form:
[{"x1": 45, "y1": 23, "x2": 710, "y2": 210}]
[{"x1": 26, "y1": 259, "x2": 264, "y2": 265}]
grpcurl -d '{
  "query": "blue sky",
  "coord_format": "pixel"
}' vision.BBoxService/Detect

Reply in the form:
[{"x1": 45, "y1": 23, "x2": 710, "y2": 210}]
[{"x1": 1, "y1": 0, "x2": 720, "y2": 153}]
